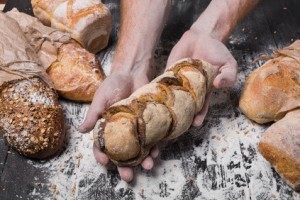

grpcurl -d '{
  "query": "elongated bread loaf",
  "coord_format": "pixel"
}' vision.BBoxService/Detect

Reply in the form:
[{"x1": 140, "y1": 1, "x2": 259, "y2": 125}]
[
  {"x1": 32, "y1": 0, "x2": 112, "y2": 53},
  {"x1": 94, "y1": 58, "x2": 216, "y2": 166},
  {"x1": 6, "y1": 10, "x2": 106, "y2": 102},
  {"x1": 258, "y1": 109, "x2": 300, "y2": 191},
  {"x1": 0, "y1": 13, "x2": 65, "y2": 159}
]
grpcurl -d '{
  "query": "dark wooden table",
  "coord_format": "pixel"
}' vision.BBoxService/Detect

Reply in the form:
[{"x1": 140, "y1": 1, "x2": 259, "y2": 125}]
[{"x1": 1, "y1": 0, "x2": 300, "y2": 199}]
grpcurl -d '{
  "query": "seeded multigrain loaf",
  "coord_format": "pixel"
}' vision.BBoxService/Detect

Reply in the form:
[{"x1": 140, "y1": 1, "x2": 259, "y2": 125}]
[
  {"x1": 6, "y1": 10, "x2": 106, "y2": 102},
  {"x1": 0, "y1": 12, "x2": 65, "y2": 159},
  {"x1": 31, "y1": 0, "x2": 112, "y2": 53},
  {"x1": 0, "y1": 78, "x2": 64, "y2": 158},
  {"x1": 94, "y1": 58, "x2": 216, "y2": 166}
]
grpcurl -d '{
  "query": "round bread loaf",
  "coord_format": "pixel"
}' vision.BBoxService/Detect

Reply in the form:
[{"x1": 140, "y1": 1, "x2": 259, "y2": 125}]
[{"x1": 239, "y1": 41, "x2": 300, "y2": 124}]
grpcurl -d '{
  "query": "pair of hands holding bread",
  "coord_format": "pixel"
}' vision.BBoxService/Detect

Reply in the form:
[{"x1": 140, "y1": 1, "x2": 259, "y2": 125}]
[{"x1": 79, "y1": 0, "x2": 260, "y2": 182}]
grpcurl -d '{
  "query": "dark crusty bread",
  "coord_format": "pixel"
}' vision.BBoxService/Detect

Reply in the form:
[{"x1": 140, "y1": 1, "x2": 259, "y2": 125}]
[
  {"x1": 0, "y1": 78, "x2": 65, "y2": 159},
  {"x1": 0, "y1": 12, "x2": 65, "y2": 159},
  {"x1": 258, "y1": 109, "x2": 300, "y2": 191}
]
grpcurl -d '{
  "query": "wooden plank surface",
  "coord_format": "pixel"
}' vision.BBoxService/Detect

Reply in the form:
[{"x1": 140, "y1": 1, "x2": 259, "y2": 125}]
[
  {"x1": 0, "y1": 136, "x2": 9, "y2": 178},
  {"x1": 1, "y1": 0, "x2": 300, "y2": 199}
]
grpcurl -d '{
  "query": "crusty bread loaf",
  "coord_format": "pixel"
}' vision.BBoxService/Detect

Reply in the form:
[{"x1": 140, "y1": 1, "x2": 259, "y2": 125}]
[
  {"x1": 6, "y1": 10, "x2": 106, "y2": 102},
  {"x1": 94, "y1": 58, "x2": 216, "y2": 166},
  {"x1": 258, "y1": 109, "x2": 300, "y2": 192},
  {"x1": 0, "y1": 12, "x2": 65, "y2": 159},
  {"x1": 0, "y1": 78, "x2": 65, "y2": 159},
  {"x1": 31, "y1": 0, "x2": 112, "y2": 53},
  {"x1": 48, "y1": 42, "x2": 105, "y2": 102},
  {"x1": 240, "y1": 40, "x2": 300, "y2": 191},
  {"x1": 239, "y1": 40, "x2": 300, "y2": 124}
]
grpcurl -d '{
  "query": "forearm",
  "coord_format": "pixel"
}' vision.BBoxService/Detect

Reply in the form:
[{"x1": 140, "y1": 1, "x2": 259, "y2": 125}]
[
  {"x1": 112, "y1": 0, "x2": 171, "y2": 73},
  {"x1": 191, "y1": 0, "x2": 261, "y2": 42}
]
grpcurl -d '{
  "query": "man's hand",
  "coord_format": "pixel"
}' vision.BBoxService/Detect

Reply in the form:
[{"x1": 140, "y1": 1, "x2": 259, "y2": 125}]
[
  {"x1": 167, "y1": 0, "x2": 260, "y2": 126},
  {"x1": 79, "y1": 67, "x2": 160, "y2": 182},
  {"x1": 167, "y1": 29, "x2": 238, "y2": 126},
  {"x1": 79, "y1": 0, "x2": 171, "y2": 182}
]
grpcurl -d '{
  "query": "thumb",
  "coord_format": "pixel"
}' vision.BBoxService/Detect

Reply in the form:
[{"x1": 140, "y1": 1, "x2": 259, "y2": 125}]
[
  {"x1": 213, "y1": 59, "x2": 238, "y2": 88},
  {"x1": 192, "y1": 93, "x2": 211, "y2": 127},
  {"x1": 78, "y1": 90, "x2": 107, "y2": 133},
  {"x1": 166, "y1": 42, "x2": 189, "y2": 69}
]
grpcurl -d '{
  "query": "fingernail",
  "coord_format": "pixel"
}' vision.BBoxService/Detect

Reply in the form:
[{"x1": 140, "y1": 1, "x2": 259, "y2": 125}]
[
  {"x1": 221, "y1": 79, "x2": 227, "y2": 87},
  {"x1": 77, "y1": 125, "x2": 86, "y2": 133}
]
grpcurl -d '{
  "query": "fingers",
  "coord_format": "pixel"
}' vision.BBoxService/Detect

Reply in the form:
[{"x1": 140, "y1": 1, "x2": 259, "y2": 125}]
[
  {"x1": 78, "y1": 88, "x2": 107, "y2": 133},
  {"x1": 213, "y1": 59, "x2": 238, "y2": 89},
  {"x1": 118, "y1": 167, "x2": 134, "y2": 182},
  {"x1": 141, "y1": 157, "x2": 154, "y2": 170},
  {"x1": 79, "y1": 74, "x2": 134, "y2": 133},
  {"x1": 93, "y1": 144, "x2": 109, "y2": 165},
  {"x1": 150, "y1": 145, "x2": 159, "y2": 158},
  {"x1": 193, "y1": 93, "x2": 211, "y2": 127}
]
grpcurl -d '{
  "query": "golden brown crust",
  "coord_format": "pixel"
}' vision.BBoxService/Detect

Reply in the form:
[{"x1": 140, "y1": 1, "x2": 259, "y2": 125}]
[
  {"x1": 239, "y1": 41, "x2": 300, "y2": 124},
  {"x1": 32, "y1": 0, "x2": 112, "y2": 53},
  {"x1": 258, "y1": 109, "x2": 300, "y2": 191},
  {"x1": 47, "y1": 42, "x2": 105, "y2": 102},
  {"x1": 95, "y1": 58, "x2": 215, "y2": 166},
  {"x1": 0, "y1": 78, "x2": 65, "y2": 159}
]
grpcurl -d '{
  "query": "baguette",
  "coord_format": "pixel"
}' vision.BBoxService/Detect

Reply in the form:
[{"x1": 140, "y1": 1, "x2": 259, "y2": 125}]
[
  {"x1": 6, "y1": 10, "x2": 106, "y2": 102},
  {"x1": 0, "y1": 13, "x2": 65, "y2": 159},
  {"x1": 94, "y1": 58, "x2": 216, "y2": 166},
  {"x1": 31, "y1": 0, "x2": 112, "y2": 53}
]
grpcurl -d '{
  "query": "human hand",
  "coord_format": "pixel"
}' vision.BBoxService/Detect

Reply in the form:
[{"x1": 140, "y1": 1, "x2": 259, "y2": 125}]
[
  {"x1": 79, "y1": 67, "x2": 159, "y2": 182},
  {"x1": 167, "y1": 28, "x2": 238, "y2": 126}
]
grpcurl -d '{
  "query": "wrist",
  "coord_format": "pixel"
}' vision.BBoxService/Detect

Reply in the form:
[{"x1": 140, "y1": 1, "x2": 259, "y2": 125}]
[
  {"x1": 111, "y1": 52, "x2": 152, "y2": 80},
  {"x1": 191, "y1": 1, "x2": 235, "y2": 42}
]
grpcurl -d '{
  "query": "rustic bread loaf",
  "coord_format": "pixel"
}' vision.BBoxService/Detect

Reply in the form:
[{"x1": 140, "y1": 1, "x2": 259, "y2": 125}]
[
  {"x1": 0, "y1": 12, "x2": 65, "y2": 159},
  {"x1": 94, "y1": 58, "x2": 216, "y2": 166},
  {"x1": 239, "y1": 40, "x2": 300, "y2": 191},
  {"x1": 6, "y1": 10, "x2": 106, "y2": 102},
  {"x1": 0, "y1": 78, "x2": 65, "y2": 159},
  {"x1": 48, "y1": 42, "x2": 105, "y2": 102},
  {"x1": 258, "y1": 109, "x2": 300, "y2": 192},
  {"x1": 239, "y1": 40, "x2": 300, "y2": 124},
  {"x1": 31, "y1": 0, "x2": 112, "y2": 53}
]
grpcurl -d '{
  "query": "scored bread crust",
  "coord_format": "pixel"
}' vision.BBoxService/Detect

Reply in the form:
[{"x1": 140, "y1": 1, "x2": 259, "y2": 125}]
[
  {"x1": 240, "y1": 40, "x2": 300, "y2": 191},
  {"x1": 94, "y1": 58, "x2": 216, "y2": 166},
  {"x1": 32, "y1": 0, "x2": 112, "y2": 53},
  {"x1": 6, "y1": 10, "x2": 106, "y2": 102},
  {"x1": 48, "y1": 42, "x2": 105, "y2": 102},
  {"x1": 239, "y1": 41, "x2": 300, "y2": 124}
]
